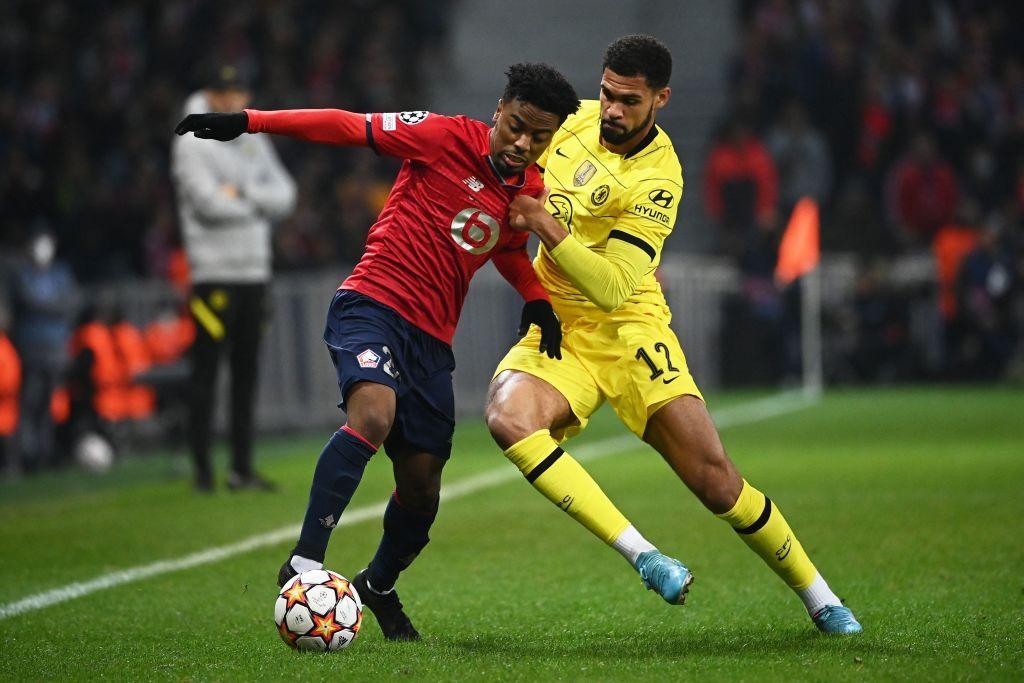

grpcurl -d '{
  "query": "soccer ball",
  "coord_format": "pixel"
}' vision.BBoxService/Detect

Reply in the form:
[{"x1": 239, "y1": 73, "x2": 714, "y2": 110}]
[
  {"x1": 74, "y1": 432, "x2": 114, "y2": 473},
  {"x1": 274, "y1": 569, "x2": 363, "y2": 652}
]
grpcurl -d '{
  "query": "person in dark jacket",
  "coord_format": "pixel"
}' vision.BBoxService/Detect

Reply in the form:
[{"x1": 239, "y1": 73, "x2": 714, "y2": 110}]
[{"x1": 7, "y1": 228, "x2": 79, "y2": 472}]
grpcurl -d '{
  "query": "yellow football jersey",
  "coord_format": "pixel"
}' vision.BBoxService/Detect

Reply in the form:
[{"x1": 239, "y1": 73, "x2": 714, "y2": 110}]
[{"x1": 535, "y1": 99, "x2": 683, "y2": 323}]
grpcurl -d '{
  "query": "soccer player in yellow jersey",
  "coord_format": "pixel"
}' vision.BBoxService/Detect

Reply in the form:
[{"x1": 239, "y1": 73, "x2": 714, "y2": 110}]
[{"x1": 485, "y1": 35, "x2": 861, "y2": 635}]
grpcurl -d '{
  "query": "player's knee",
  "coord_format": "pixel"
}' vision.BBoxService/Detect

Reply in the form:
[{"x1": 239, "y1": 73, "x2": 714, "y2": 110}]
[
  {"x1": 697, "y1": 455, "x2": 743, "y2": 514},
  {"x1": 344, "y1": 382, "x2": 396, "y2": 446},
  {"x1": 485, "y1": 404, "x2": 538, "y2": 451},
  {"x1": 397, "y1": 485, "x2": 440, "y2": 515},
  {"x1": 346, "y1": 412, "x2": 392, "y2": 448},
  {"x1": 395, "y1": 472, "x2": 440, "y2": 514}
]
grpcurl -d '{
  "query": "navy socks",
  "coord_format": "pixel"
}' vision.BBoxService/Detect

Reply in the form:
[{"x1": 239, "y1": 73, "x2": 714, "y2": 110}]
[
  {"x1": 365, "y1": 492, "x2": 438, "y2": 592},
  {"x1": 294, "y1": 427, "x2": 376, "y2": 563}
]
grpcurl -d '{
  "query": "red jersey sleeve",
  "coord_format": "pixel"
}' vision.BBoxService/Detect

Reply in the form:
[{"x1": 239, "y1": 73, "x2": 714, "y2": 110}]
[
  {"x1": 367, "y1": 111, "x2": 457, "y2": 163},
  {"x1": 245, "y1": 108, "x2": 367, "y2": 146},
  {"x1": 492, "y1": 233, "x2": 549, "y2": 302}
]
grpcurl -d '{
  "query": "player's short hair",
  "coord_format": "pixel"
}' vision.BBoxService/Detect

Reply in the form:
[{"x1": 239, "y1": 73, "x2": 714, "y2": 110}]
[
  {"x1": 603, "y1": 35, "x2": 672, "y2": 90},
  {"x1": 503, "y1": 63, "x2": 580, "y2": 123}
]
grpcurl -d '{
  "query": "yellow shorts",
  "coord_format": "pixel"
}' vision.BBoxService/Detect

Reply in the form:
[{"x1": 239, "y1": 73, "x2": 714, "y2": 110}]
[{"x1": 494, "y1": 315, "x2": 703, "y2": 441}]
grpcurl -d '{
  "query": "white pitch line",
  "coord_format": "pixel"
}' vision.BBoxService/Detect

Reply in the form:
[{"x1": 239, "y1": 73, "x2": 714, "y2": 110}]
[{"x1": 0, "y1": 390, "x2": 815, "y2": 621}]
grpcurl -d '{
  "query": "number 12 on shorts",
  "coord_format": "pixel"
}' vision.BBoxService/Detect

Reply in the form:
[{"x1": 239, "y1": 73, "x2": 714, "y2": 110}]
[{"x1": 636, "y1": 342, "x2": 679, "y2": 381}]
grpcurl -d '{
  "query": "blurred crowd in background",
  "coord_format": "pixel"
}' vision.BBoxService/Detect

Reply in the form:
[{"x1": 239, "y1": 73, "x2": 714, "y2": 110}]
[
  {"x1": 0, "y1": 0, "x2": 451, "y2": 281},
  {"x1": 1, "y1": 0, "x2": 1023, "y2": 473},
  {"x1": 710, "y1": 0, "x2": 1024, "y2": 384}
]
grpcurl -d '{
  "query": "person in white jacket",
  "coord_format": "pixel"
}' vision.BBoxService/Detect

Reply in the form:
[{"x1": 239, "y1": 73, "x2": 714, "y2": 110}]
[{"x1": 171, "y1": 65, "x2": 296, "y2": 492}]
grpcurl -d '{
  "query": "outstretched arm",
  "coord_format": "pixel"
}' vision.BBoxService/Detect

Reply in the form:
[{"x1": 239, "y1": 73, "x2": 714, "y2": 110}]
[
  {"x1": 245, "y1": 109, "x2": 368, "y2": 146},
  {"x1": 174, "y1": 109, "x2": 369, "y2": 146}
]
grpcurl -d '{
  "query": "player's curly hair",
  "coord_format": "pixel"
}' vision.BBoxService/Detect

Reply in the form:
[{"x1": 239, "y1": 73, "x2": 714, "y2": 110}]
[
  {"x1": 503, "y1": 63, "x2": 580, "y2": 123},
  {"x1": 603, "y1": 35, "x2": 672, "y2": 89}
]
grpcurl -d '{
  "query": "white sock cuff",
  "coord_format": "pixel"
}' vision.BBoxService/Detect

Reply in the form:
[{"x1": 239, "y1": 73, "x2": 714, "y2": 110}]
[
  {"x1": 797, "y1": 572, "x2": 842, "y2": 615},
  {"x1": 289, "y1": 555, "x2": 323, "y2": 574},
  {"x1": 611, "y1": 525, "x2": 657, "y2": 567}
]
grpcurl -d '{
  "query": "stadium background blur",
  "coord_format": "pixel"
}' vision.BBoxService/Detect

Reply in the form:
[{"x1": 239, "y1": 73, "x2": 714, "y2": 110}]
[{"x1": 1, "y1": 0, "x2": 1022, "y2": 472}]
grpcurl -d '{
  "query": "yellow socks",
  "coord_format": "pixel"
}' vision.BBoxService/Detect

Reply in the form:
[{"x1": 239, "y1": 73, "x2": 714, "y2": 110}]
[
  {"x1": 717, "y1": 480, "x2": 817, "y2": 591},
  {"x1": 504, "y1": 430, "x2": 630, "y2": 545}
]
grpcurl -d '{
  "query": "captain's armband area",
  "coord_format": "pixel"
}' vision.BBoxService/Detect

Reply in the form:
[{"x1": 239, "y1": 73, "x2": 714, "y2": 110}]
[{"x1": 608, "y1": 230, "x2": 656, "y2": 261}]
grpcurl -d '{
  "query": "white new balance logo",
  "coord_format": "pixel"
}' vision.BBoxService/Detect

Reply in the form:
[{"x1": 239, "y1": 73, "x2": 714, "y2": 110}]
[{"x1": 462, "y1": 176, "x2": 485, "y2": 192}]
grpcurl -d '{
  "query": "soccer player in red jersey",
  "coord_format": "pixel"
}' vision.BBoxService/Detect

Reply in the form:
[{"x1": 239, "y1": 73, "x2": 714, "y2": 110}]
[{"x1": 175, "y1": 64, "x2": 580, "y2": 640}]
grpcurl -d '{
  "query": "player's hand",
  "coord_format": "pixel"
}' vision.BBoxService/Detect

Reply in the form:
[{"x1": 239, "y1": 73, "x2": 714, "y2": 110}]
[
  {"x1": 175, "y1": 112, "x2": 249, "y2": 141},
  {"x1": 518, "y1": 299, "x2": 562, "y2": 360},
  {"x1": 509, "y1": 188, "x2": 551, "y2": 232}
]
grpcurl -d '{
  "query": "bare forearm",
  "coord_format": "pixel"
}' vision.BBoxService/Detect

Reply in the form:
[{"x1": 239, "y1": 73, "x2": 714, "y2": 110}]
[{"x1": 526, "y1": 213, "x2": 569, "y2": 251}]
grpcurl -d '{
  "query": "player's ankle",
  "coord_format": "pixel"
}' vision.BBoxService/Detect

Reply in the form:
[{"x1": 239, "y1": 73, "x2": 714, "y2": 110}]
[
  {"x1": 797, "y1": 572, "x2": 842, "y2": 615},
  {"x1": 363, "y1": 572, "x2": 395, "y2": 595},
  {"x1": 612, "y1": 525, "x2": 657, "y2": 567},
  {"x1": 288, "y1": 554, "x2": 323, "y2": 574}
]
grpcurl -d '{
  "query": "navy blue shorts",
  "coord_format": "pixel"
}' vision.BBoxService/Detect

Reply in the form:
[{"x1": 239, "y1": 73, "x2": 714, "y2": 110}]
[{"x1": 324, "y1": 289, "x2": 456, "y2": 460}]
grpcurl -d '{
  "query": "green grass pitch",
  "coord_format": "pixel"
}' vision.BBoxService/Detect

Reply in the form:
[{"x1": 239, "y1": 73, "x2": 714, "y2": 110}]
[{"x1": 1, "y1": 386, "x2": 1021, "y2": 680}]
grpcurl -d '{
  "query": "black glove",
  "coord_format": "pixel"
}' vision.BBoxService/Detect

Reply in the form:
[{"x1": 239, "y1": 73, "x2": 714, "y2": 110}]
[
  {"x1": 174, "y1": 112, "x2": 249, "y2": 141},
  {"x1": 518, "y1": 299, "x2": 562, "y2": 360}
]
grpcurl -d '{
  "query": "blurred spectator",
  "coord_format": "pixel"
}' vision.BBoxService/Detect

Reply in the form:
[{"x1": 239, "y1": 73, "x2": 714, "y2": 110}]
[
  {"x1": 767, "y1": 99, "x2": 833, "y2": 211},
  {"x1": 847, "y1": 261, "x2": 914, "y2": 383},
  {"x1": 704, "y1": 117, "x2": 779, "y2": 259},
  {"x1": 171, "y1": 67, "x2": 295, "y2": 493},
  {"x1": 6, "y1": 229, "x2": 78, "y2": 471},
  {"x1": 885, "y1": 132, "x2": 960, "y2": 246},
  {"x1": 952, "y1": 227, "x2": 1019, "y2": 379},
  {"x1": 721, "y1": 219, "x2": 789, "y2": 386},
  {"x1": 856, "y1": 67, "x2": 895, "y2": 180}
]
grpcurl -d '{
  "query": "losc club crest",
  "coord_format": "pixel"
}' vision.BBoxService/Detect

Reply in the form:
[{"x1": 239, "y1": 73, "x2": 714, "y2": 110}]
[
  {"x1": 399, "y1": 110, "x2": 429, "y2": 125},
  {"x1": 357, "y1": 349, "x2": 381, "y2": 369},
  {"x1": 573, "y1": 160, "x2": 597, "y2": 186},
  {"x1": 648, "y1": 189, "x2": 674, "y2": 208}
]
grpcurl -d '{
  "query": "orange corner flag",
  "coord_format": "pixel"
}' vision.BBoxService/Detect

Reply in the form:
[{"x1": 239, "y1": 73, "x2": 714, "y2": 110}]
[{"x1": 775, "y1": 197, "x2": 820, "y2": 286}]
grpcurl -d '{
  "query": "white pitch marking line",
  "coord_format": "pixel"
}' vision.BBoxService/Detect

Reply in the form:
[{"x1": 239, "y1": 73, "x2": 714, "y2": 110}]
[{"x1": 0, "y1": 390, "x2": 815, "y2": 621}]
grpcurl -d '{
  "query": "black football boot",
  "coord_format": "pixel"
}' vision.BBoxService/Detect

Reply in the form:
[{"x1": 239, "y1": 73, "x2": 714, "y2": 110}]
[{"x1": 352, "y1": 569, "x2": 420, "y2": 641}]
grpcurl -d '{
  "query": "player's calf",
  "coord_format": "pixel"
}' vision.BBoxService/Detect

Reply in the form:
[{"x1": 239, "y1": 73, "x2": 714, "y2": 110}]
[{"x1": 364, "y1": 491, "x2": 437, "y2": 594}]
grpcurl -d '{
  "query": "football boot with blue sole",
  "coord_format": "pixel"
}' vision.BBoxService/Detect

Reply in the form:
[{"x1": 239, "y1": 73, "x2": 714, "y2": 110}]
[
  {"x1": 636, "y1": 550, "x2": 694, "y2": 605},
  {"x1": 812, "y1": 604, "x2": 863, "y2": 634}
]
